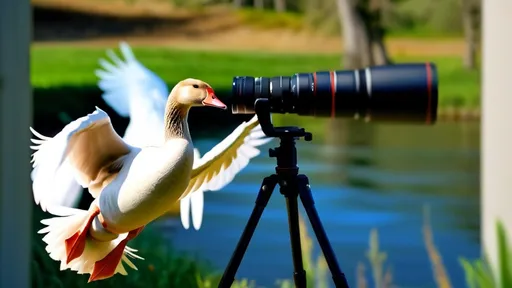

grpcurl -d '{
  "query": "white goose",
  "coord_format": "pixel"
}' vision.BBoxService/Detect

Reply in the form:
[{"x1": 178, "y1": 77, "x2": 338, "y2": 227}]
[
  {"x1": 31, "y1": 42, "x2": 264, "y2": 231},
  {"x1": 31, "y1": 78, "x2": 272, "y2": 282}
]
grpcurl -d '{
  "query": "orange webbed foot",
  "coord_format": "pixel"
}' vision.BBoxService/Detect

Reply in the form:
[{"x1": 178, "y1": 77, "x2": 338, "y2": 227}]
[
  {"x1": 88, "y1": 227, "x2": 144, "y2": 282},
  {"x1": 65, "y1": 206, "x2": 100, "y2": 264}
]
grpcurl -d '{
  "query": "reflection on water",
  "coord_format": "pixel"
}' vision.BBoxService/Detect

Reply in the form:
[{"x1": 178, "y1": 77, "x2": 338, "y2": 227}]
[{"x1": 157, "y1": 116, "x2": 480, "y2": 288}]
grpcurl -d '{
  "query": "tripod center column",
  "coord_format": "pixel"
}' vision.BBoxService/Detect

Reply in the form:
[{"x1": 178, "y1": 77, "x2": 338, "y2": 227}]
[{"x1": 273, "y1": 136, "x2": 298, "y2": 170}]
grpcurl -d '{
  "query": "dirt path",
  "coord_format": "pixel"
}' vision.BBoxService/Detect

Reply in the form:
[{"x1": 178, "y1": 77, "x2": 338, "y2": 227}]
[
  {"x1": 35, "y1": 32, "x2": 466, "y2": 57},
  {"x1": 32, "y1": 0, "x2": 466, "y2": 56}
]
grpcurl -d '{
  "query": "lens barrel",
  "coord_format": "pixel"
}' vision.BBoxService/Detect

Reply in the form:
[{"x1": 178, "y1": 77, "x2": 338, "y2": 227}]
[{"x1": 231, "y1": 63, "x2": 438, "y2": 124}]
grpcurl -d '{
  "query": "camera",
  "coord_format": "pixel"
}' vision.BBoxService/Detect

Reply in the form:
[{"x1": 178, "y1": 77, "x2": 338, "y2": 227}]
[{"x1": 231, "y1": 63, "x2": 438, "y2": 124}]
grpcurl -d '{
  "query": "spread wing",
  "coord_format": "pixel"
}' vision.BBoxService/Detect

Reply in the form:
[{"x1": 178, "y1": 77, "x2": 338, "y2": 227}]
[
  {"x1": 95, "y1": 42, "x2": 169, "y2": 147},
  {"x1": 179, "y1": 115, "x2": 273, "y2": 201},
  {"x1": 30, "y1": 107, "x2": 132, "y2": 212}
]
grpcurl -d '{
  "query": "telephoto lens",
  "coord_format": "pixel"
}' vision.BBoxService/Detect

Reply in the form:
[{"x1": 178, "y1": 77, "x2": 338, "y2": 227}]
[{"x1": 231, "y1": 63, "x2": 438, "y2": 124}]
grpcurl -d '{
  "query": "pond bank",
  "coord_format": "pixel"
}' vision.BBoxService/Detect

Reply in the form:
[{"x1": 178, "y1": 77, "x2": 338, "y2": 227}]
[{"x1": 437, "y1": 107, "x2": 481, "y2": 121}]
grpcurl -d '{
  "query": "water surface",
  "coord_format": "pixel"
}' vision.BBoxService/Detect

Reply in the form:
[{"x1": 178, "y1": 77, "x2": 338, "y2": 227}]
[{"x1": 158, "y1": 117, "x2": 480, "y2": 288}]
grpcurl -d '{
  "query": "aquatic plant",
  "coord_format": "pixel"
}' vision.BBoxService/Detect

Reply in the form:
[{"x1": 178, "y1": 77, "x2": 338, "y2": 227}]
[
  {"x1": 355, "y1": 229, "x2": 395, "y2": 288},
  {"x1": 460, "y1": 220, "x2": 512, "y2": 288},
  {"x1": 423, "y1": 205, "x2": 453, "y2": 288}
]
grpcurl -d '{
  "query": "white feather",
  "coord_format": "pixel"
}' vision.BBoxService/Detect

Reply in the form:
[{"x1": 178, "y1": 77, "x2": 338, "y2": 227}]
[
  {"x1": 30, "y1": 107, "x2": 110, "y2": 211},
  {"x1": 95, "y1": 41, "x2": 169, "y2": 148}
]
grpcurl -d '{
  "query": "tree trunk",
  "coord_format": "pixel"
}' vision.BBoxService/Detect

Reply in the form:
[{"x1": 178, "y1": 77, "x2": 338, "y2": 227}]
[
  {"x1": 274, "y1": 0, "x2": 286, "y2": 12},
  {"x1": 233, "y1": 0, "x2": 244, "y2": 8},
  {"x1": 335, "y1": 0, "x2": 391, "y2": 69},
  {"x1": 369, "y1": 0, "x2": 392, "y2": 65},
  {"x1": 336, "y1": 0, "x2": 369, "y2": 68},
  {"x1": 461, "y1": 0, "x2": 479, "y2": 70},
  {"x1": 254, "y1": 0, "x2": 264, "y2": 9}
]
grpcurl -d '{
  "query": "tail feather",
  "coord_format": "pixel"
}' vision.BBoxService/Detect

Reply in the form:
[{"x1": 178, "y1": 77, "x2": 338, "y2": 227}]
[{"x1": 39, "y1": 207, "x2": 141, "y2": 277}]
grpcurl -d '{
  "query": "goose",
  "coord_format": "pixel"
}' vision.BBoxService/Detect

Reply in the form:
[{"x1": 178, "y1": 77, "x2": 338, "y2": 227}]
[
  {"x1": 31, "y1": 42, "x2": 265, "y2": 231},
  {"x1": 31, "y1": 77, "x2": 272, "y2": 282}
]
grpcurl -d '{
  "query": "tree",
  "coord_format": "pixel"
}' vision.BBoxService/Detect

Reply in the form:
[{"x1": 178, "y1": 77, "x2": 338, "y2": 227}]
[
  {"x1": 335, "y1": 0, "x2": 392, "y2": 69},
  {"x1": 274, "y1": 0, "x2": 286, "y2": 12},
  {"x1": 460, "y1": 0, "x2": 480, "y2": 70},
  {"x1": 233, "y1": 0, "x2": 244, "y2": 8},
  {"x1": 254, "y1": 0, "x2": 264, "y2": 9}
]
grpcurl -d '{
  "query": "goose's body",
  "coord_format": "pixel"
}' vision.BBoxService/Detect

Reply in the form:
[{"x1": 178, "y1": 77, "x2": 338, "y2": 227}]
[
  {"x1": 31, "y1": 75, "x2": 271, "y2": 282},
  {"x1": 95, "y1": 137, "x2": 193, "y2": 235}
]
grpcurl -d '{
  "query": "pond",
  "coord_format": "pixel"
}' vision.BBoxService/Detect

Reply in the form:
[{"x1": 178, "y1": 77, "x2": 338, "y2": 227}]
[{"x1": 158, "y1": 115, "x2": 480, "y2": 288}]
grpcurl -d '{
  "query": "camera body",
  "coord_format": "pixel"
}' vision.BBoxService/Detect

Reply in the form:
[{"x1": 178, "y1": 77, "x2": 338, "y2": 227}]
[{"x1": 231, "y1": 63, "x2": 438, "y2": 124}]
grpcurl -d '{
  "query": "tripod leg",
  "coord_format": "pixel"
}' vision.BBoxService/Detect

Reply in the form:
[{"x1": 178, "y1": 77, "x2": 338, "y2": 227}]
[
  {"x1": 218, "y1": 175, "x2": 278, "y2": 288},
  {"x1": 282, "y1": 182, "x2": 307, "y2": 288},
  {"x1": 297, "y1": 175, "x2": 350, "y2": 288}
]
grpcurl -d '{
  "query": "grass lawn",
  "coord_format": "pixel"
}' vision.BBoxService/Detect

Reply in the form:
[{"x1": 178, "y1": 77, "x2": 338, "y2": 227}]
[{"x1": 31, "y1": 45, "x2": 481, "y2": 109}]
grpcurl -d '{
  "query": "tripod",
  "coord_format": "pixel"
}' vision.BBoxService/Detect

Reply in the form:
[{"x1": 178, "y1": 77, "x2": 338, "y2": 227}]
[{"x1": 218, "y1": 99, "x2": 350, "y2": 288}]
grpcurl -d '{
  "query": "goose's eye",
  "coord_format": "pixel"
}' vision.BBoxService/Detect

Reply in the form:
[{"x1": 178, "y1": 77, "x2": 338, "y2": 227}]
[{"x1": 193, "y1": 84, "x2": 199, "y2": 88}]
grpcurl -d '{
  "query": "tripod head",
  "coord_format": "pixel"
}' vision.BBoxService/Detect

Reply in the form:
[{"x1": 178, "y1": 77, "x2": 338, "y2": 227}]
[
  {"x1": 255, "y1": 98, "x2": 313, "y2": 141},
  {"x1": 254, "y1": 98, "x2": 313, "y2": 171}
]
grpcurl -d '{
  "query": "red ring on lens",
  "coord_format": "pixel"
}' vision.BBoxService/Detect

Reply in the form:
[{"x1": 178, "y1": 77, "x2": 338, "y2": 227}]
[
  {"x1": 330, "y1": 71, "x2": 336, "y2": 118},
  {"x1": 425, "y1": 63, "x2": 432, "y2": 124}
]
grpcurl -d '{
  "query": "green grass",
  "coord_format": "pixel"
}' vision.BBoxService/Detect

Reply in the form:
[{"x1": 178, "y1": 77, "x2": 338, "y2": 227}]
[{"x1": 31, "y1": 45, "x2": 480, "y2": 109}]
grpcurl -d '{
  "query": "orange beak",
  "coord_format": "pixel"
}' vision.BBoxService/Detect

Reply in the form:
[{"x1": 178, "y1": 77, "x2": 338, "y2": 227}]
[{"x1": 202, "y1": 87, "x2": 227, "y2": 110}]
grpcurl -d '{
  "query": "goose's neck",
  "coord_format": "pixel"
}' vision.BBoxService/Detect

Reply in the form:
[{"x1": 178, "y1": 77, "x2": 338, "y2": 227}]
[{"x1": 164, "y1": 99, "x2": 191, "y2": 142}]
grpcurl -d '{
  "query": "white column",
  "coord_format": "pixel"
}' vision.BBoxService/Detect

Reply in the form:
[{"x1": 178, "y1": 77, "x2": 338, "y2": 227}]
[
  {"x1": 0, "y1": 0, "x2": 33, "y2": 287},
  {"x1": 481, "y1": 0, "x2": 512, "y2": 271}
]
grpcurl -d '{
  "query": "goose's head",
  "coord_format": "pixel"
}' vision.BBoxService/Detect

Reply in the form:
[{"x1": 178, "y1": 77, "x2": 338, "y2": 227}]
[{"x1": 171, "y1": 78, "x2": 227, "y2": 110}]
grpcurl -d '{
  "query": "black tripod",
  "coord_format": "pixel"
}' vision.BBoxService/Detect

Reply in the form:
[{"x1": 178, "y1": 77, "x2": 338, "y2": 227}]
[{"x1": 218, "y1": 99, "x2": 350, "y2": 288}]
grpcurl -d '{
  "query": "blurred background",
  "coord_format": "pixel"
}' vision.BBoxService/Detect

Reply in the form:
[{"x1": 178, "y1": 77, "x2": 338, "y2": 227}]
[{"x1": 28, "y1": 0, "x2": 482, "y2": 287}]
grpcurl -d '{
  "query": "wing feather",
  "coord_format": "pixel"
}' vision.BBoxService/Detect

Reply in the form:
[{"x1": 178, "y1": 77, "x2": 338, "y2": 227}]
[
  {"x1": 179, "y1": 116, "x2": 273, "y2": 200},
  {"x1": 95, "y1": 42, "x2": 169, "y2": 119},
  {"x1": 95, "y1": 42, "x2": 169, "y2": 147},
  {"x1": 30, "y1": 107, "x2": 131, "y2": 211}
]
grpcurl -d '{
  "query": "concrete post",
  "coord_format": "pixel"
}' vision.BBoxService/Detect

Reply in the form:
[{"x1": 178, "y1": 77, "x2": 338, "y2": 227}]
[
  {"x1": 0, "y1": 0, "x2": 33, "y2": 287},
  {"x1": 481, "y1": 0, "x2": 512, "y2": 272}
]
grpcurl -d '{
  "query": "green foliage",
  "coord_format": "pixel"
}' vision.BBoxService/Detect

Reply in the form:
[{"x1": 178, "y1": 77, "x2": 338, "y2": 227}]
[
  {"x1": 389, "y1": 0, "x2": 464, "y2": 37},
  {"x1": 300, "y1": 0, "x2": 340, "y2": 35},
  {"x1": 295, "y1": 0, "x2": 469, "y2": 37},
  {"x1": 460, "y1": 221, "x2": 512, "y2": 288},
  {"x1": 236, "y1": 8, "x2": 304, "y2": 31},
  {"x1": 31, "y1": 46, "x2": 481, "y2": 110}
]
